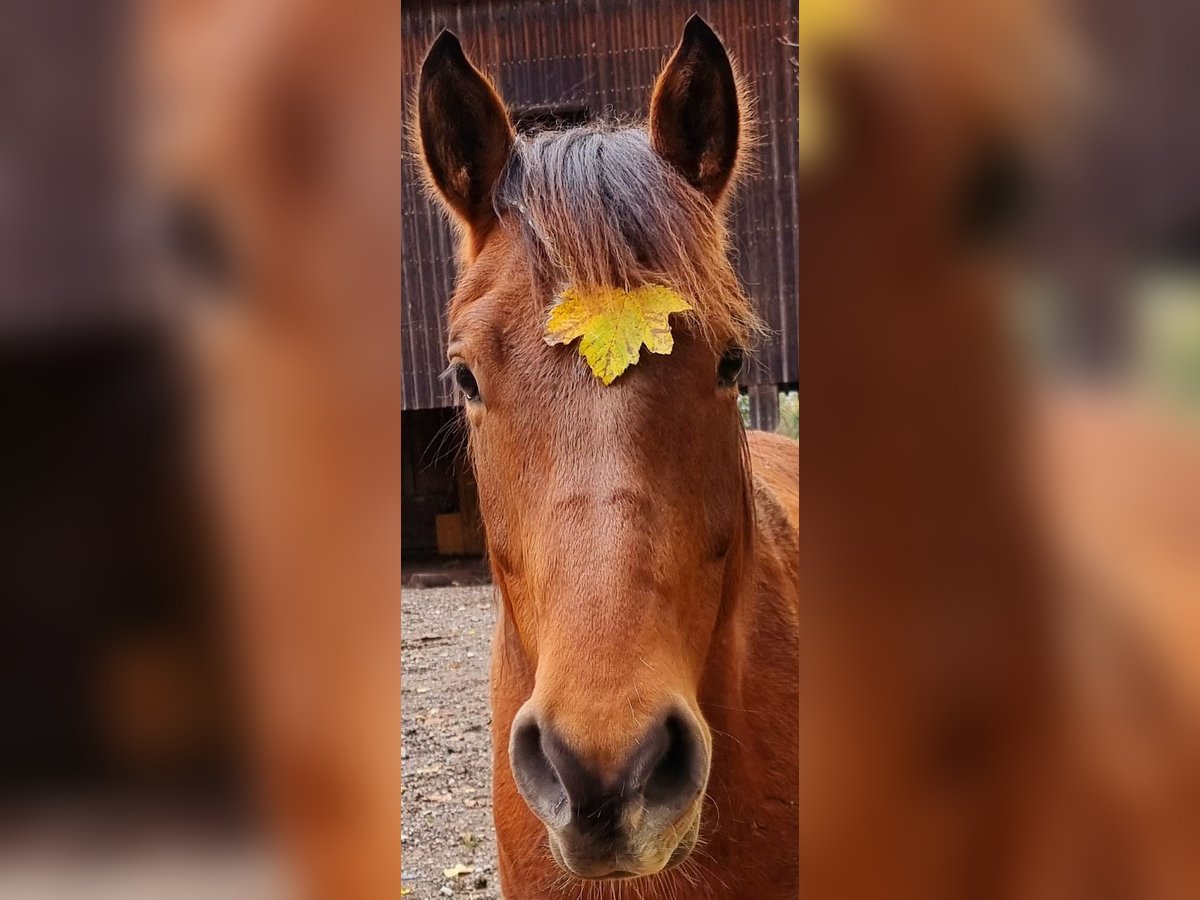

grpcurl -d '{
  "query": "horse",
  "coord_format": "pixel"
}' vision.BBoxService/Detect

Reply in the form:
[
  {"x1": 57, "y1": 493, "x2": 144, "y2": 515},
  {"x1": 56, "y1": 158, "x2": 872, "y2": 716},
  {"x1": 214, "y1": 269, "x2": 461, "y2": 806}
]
[
  {"x1": 798, "y1": 1, "x2": 1200, "y2": 898},
  {"x1": 133, "y1": 1, "x2": 402, "y2": 897},
  {"x1": 417, "y1": 16, "x2": 799, "y2": 898}
]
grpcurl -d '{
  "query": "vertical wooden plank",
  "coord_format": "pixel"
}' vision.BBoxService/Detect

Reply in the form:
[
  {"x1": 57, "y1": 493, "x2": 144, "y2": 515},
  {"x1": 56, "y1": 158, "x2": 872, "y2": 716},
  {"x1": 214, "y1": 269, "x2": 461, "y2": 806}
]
[{"x1": 747, "y1": 384, "x2": 780, "y2": 432}]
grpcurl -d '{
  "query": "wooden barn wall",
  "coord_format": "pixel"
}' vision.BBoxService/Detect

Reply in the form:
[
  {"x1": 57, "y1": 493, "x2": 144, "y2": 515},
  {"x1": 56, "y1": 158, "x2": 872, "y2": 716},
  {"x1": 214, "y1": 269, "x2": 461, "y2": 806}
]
[
  {"x1": 1063, "y1": 0, "x2": 1200, "y2": 252},
  {"x1": 1, "y1": 0, "x2": 129, "y2": 332},
  {"x1": 401, "y1": 0, "x2": 800, "y2": 410},
  {"x1": 402, "y1": 408, "x2": 462, "y2": 555}
]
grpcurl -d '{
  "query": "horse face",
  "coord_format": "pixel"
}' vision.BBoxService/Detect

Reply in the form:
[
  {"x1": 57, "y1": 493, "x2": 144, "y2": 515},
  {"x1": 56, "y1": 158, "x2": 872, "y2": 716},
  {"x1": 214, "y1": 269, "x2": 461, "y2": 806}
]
[
  {"x1": 136, "y1": 2, "x2": 403, "y2": 892},
  {"x1": 420, "y1": 18, "x2": 750, "y2": 881}
]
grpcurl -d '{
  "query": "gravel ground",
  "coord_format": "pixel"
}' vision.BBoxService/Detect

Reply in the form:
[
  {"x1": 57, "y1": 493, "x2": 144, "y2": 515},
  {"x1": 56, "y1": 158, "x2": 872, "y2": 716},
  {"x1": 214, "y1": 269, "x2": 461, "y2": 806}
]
[{"x1": 402, "y1": 584, "x2": 499, "y2": 899}]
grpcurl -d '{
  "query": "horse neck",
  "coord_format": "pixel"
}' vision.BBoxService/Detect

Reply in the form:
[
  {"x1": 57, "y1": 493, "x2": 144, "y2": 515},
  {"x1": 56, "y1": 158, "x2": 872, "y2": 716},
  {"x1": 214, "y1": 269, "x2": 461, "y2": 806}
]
[
  {"x1": 797, "y1": 192, "x2": 1060, "y2": 897},
  {"x1": 800, "y1": 129, "x2": 1050, "y2": 629},
  {"x1": 699, "y1": 446, "x2": 801, "y2": 758}
]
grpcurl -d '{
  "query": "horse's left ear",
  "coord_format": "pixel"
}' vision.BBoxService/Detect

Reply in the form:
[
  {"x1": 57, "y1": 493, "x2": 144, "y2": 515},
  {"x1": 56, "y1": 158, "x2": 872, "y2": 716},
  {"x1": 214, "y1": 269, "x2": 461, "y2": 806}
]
[{"x1": 650, "y1": 15, "x2": 742, "y2": 203}]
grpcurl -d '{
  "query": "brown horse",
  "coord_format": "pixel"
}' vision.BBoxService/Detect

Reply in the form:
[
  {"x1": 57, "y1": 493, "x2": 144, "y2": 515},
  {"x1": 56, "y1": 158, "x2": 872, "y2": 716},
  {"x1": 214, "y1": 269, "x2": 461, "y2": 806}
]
[
  {"x1": 134, "y1": 2, "x2": 402, "y2": 897},
  {"x1": 799, "y1": 2, "x2": 1200, "y2": 898},
  {"x1": 418, "y1": 16, "x2": 799, "y2": 899}
]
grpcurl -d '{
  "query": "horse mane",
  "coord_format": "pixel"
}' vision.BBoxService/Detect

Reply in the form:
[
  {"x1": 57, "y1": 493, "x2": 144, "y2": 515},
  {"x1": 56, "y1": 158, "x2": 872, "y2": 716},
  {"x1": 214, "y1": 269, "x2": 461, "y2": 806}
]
[{"x1": 493, "y1": 123, "x2": 762, "y2": 348}]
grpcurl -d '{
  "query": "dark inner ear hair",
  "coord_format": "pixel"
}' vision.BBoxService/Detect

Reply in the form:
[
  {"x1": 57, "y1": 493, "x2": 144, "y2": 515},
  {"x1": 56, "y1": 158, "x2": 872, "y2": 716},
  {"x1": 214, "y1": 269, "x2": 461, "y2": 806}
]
[{"x1": 956, "y1": 137, "x2": 1035, "y2": 244}]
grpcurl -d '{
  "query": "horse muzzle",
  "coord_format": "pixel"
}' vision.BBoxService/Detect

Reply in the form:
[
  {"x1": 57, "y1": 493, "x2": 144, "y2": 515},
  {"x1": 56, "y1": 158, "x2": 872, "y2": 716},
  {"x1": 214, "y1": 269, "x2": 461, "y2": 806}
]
[
  {"x1": 509, "y1": 702, "x2": 711, "y2": 879},
  {"x1": 548, "y1": 805, "x2": 702, "y2": 880}
]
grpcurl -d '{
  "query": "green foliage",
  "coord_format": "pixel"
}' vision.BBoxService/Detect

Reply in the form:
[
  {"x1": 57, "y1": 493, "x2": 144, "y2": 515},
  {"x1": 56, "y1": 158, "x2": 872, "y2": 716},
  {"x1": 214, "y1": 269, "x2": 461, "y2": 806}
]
[
  {"x1": 737, "y1": 388, "x2": 798, "y2": 440},
  {"x1": 1136, "y1": 272, "x2": 1200, "y2": 411},
  {"x1": 777, "y1": 391, "x2": 799, "y2": 440},
  {"x1": 1019, "y1": 269, "x2": 1200, "y2": 418}
]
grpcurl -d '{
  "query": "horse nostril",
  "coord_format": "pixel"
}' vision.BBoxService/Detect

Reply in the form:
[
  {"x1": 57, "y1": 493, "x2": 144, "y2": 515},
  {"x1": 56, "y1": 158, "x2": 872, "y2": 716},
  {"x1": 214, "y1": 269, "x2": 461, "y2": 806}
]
[
  {"x1": 510, "y1": 709, "x2": 709, "y2": 837},
  {"x1": 638, "y1": 712, "x2": 706, "y2": 817},
  {"x1": 509, "y1": 716, "x2": 570, "y2": 827}
]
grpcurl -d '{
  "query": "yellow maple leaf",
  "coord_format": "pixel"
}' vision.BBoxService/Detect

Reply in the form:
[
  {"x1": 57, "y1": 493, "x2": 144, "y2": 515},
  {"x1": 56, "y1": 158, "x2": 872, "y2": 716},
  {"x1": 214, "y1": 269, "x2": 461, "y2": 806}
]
[
  {"x1": 799, "y1": 0, "x2": 873, "y2": 47},
  {"x1": 543, "y1": 284, "x2": 693, "y2": 385},
  {"x1": 798, "y1": 0, "x2": 878, "y2": 170}
]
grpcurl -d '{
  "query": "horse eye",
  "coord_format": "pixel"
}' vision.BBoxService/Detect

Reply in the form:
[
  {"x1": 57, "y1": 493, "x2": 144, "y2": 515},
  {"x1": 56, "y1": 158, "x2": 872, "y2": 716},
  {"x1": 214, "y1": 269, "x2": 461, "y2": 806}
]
[
  {"x1": 161, "y1": 194, "x2": 235, "y2": 288},
  {"x1": 956, "y1": 138, "x2": 1032, "y2": 244},
  {"x1": 717, "y1": 347, "x2": 744, "y2": 386},
  {"x1": 453, "y1": 363, "x2": 481, "y2": 403}
]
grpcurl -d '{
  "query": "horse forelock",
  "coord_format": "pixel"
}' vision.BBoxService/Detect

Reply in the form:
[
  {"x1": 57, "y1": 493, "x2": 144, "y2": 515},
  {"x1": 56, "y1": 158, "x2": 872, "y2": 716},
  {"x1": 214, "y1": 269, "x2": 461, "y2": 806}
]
[{"x1": 493, "y1": 123, "x2": 761, "y2": 349}]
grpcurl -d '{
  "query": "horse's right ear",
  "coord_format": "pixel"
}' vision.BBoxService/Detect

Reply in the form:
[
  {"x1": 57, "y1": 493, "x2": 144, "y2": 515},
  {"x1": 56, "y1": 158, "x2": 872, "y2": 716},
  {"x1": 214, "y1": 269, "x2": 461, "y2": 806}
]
[{"x1": 418, "y1": 31, "x2": 513, "y2": 236}]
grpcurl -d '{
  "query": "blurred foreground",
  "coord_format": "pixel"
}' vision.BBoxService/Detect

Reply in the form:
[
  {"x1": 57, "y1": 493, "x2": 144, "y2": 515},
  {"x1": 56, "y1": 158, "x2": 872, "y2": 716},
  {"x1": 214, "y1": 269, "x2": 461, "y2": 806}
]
[
  {"x1": 0, "y1": 0, "x2": 1198, "y2": 897},
  {"x1": 4, "y1": 0, "x2": 400, "y2": 897},
  {"x1": 799, "y1": 1, "x2": 1200, "y2": 897}
]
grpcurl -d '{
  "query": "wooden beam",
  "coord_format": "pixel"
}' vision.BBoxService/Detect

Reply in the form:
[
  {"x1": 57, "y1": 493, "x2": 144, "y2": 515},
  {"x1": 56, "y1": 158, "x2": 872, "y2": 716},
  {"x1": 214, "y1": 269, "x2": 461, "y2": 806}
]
[{"x1": 747, "y1": 384, "x2": 780, "y2": 432}]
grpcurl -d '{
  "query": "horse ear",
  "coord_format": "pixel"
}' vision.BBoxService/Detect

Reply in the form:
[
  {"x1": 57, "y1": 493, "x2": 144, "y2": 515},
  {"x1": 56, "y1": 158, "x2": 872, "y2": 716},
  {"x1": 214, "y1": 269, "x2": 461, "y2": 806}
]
[
  {"x1": 650, "y1": 15, "x2": 741, "y2": 203},
  {"x1": 418, "y1": 30, "x2": 513, "y2": 234}
]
